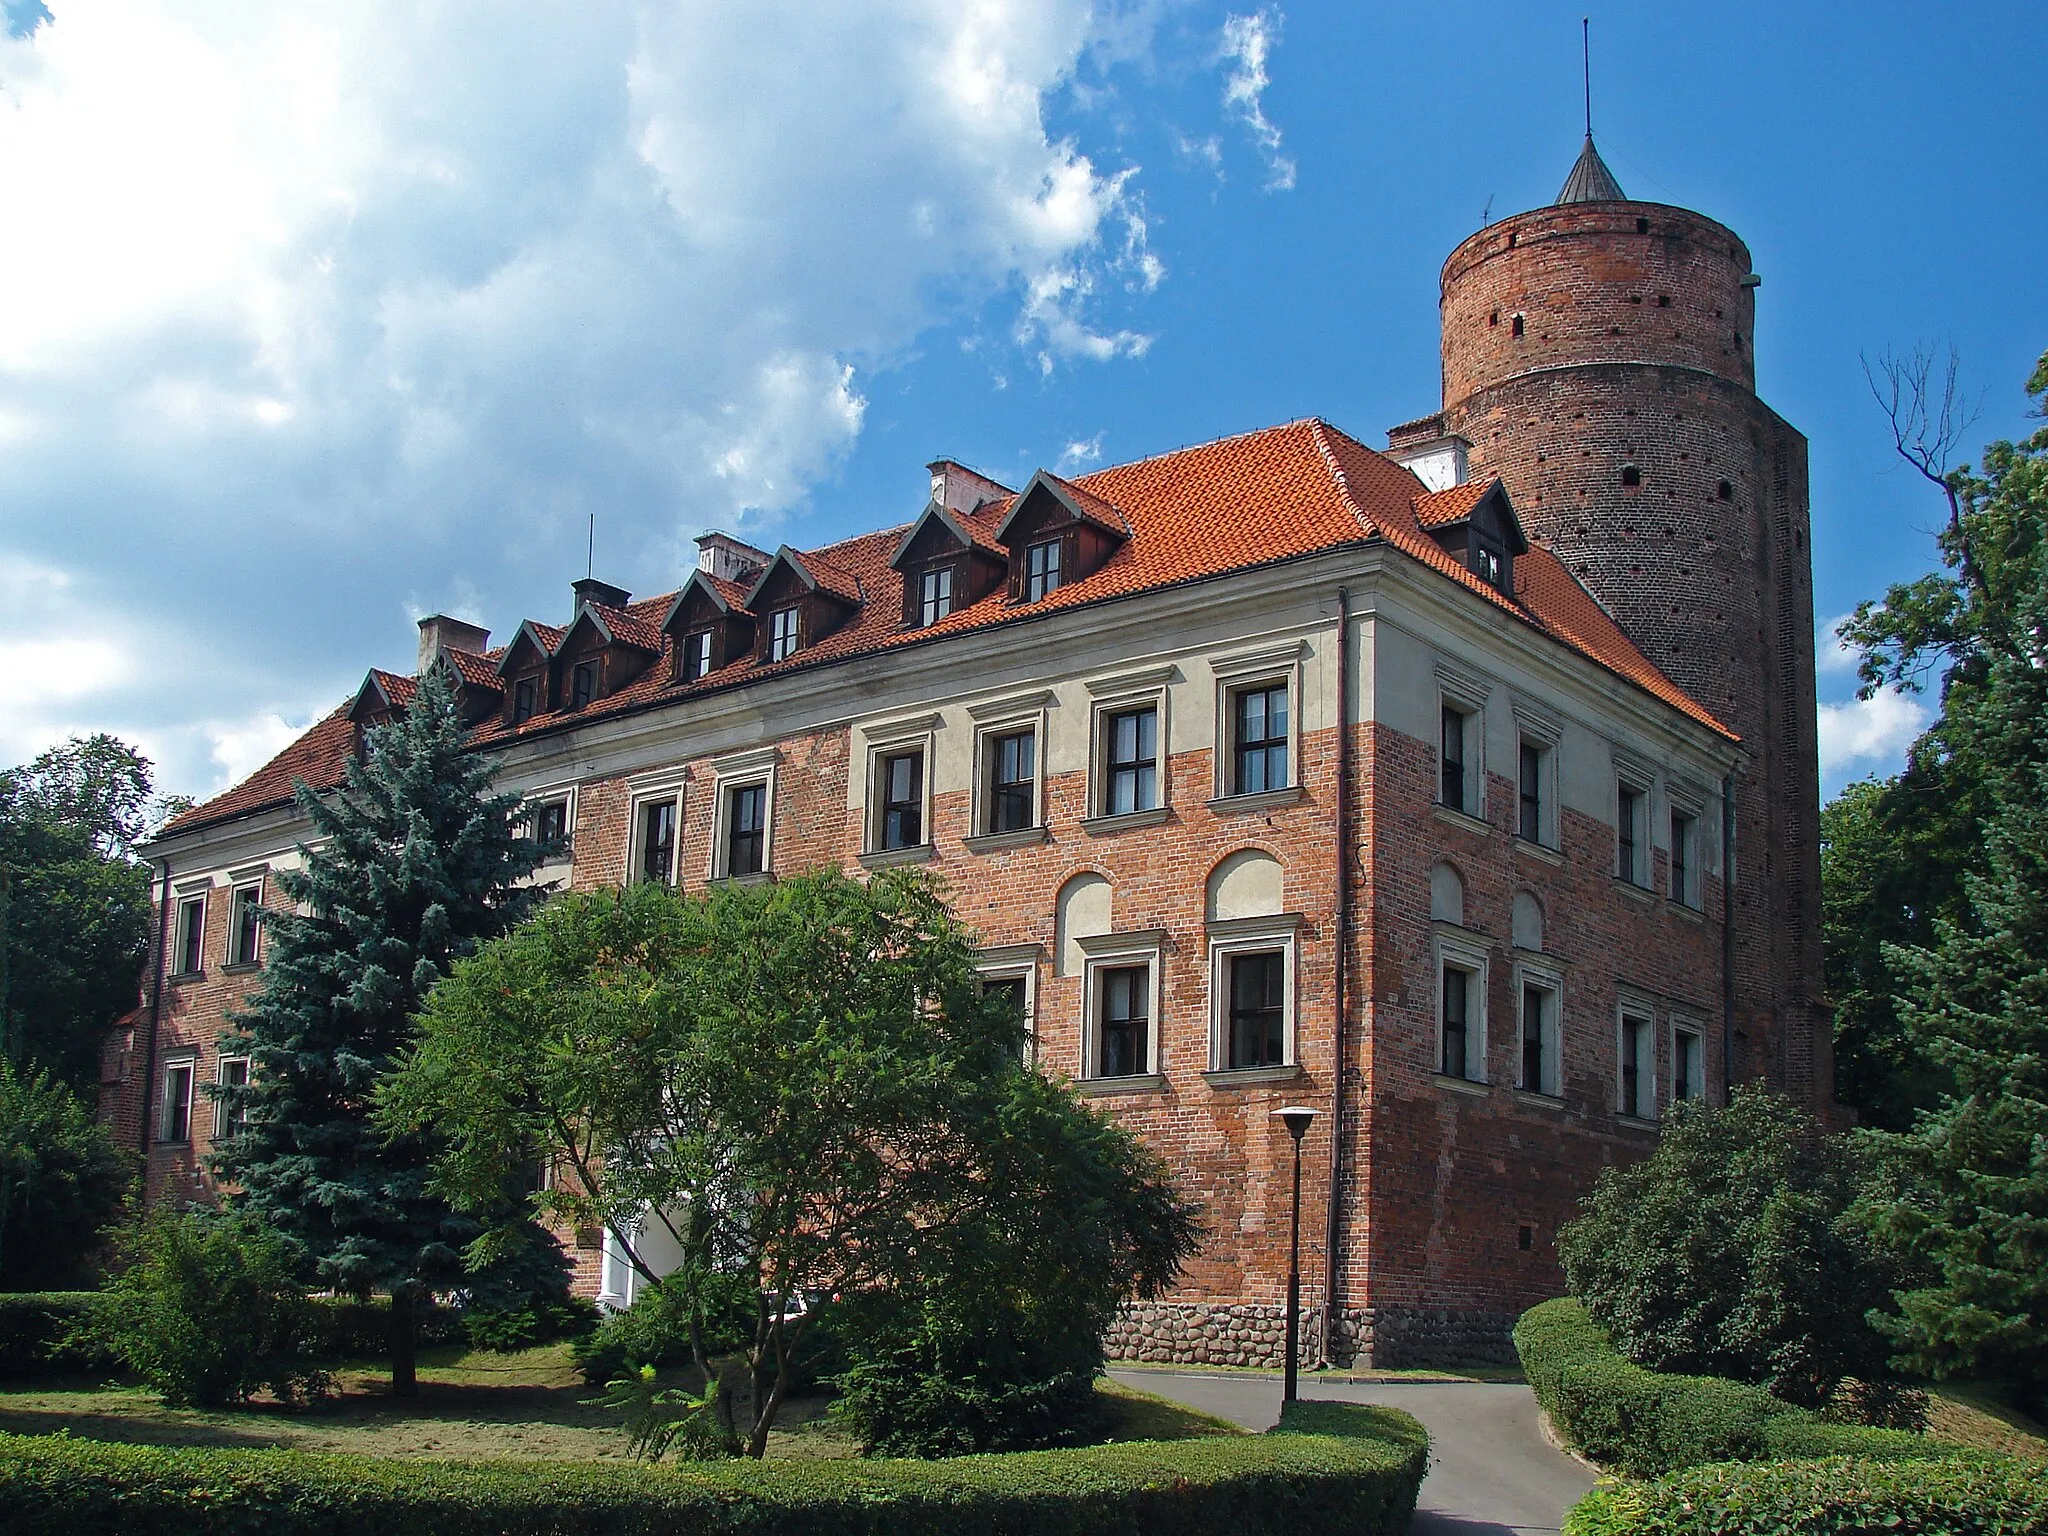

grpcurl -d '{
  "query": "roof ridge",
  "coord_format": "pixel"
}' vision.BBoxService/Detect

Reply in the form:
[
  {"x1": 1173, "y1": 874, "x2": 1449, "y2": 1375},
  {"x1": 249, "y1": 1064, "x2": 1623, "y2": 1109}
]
[
  {"x1": 1305, "y1": 418, "x2": 1384, "y2": 537},
  {"x1": 1072, "y1": 416, "x2": 1327, "y2": 488}
]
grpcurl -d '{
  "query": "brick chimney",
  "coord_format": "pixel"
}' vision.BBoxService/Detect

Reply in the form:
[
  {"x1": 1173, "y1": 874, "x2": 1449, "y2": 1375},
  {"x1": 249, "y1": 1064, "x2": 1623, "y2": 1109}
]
[
  {"x1": 695, "y1": 532, "x2": 770, "y2": 587},
  {"x1": 571, "y1": 577, "x2": 632, "y2": 616},
  {"x1": 926, "y1": 458, "x2": 1012, "y2": 517},
  {"x1": 416, "y1": 615, "x2": 490, "y2": 674},
  {"x1": 1385, "y1": 414, "x2": 1470, "y2": 493}
]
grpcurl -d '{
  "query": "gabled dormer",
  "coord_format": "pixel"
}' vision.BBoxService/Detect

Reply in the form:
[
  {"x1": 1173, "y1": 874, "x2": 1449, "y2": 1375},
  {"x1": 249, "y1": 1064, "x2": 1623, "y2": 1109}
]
[
  {"x1": 993, "y1": 470, "x2": 1129, "y2": 603},
  {"x1": 661, "y1": 569, "x2": 755, "y2": 683},
  {"x1": 430, "y1": 648, "x2": 504, "y2": 726},
  {"x1": 348, "y1": 669, "x2": 417, "y2": 756},
  {"x1": 743, "y1": 547, "x2": 862, "y2": 664},
  {"x1": 495, "y1": 620, "x2": 563, "y2": 727},
  {"x1": 551, "y1": 598, "x2": 662, "y2": 712},
  {"x1": 1415, "y1": 477, "x2": 1526, "y2": 596},
  {"x1": 888, "y1": 500, "x2": 1009, "y2": 628}
]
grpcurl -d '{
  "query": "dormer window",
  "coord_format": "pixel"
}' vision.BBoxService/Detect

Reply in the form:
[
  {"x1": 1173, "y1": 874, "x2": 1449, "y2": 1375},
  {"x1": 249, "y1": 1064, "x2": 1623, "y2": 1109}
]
[
  {"x1": 681, "y1": 630, "x2": 713, "y2": 681},
  {"x1": 512, "y1": 676, "x2": 538, "y2": 724},
  {"x1": 570, "y1": 660, "x2": 597, "y2": 710},
  {"x1": 768, "y1": 607, "x2": 800, "y2": 662},
  {"x1": 918, "y1": 566, "x2": 954, "y2": 627},
  {"x1": 1474, "y1": 538, "x2": 1508, "y2": 590},
  {"x1": 1025, "y1": 539, "x2": 1062, "y2": 600}
]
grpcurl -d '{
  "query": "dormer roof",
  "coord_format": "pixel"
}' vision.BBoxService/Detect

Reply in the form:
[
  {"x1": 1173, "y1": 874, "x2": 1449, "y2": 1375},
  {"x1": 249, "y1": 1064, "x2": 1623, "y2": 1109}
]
[
  {"x1": 744, "y1": 545, "x2": 863, "y2": 609},
  {"x1": 495, "y1": 620, "x2": 565, "y2": 678},
  {"x1": 888, "y1": 499, "x2": 1007, "y2": 568},
  {"x1": 659, "y1": 568, "x2": 752, "y2": 629},
  {"x1": 573, "y1": 601, "x2": 664, "y2": 654},
  {"x1": 993, "y1": 470, "x2": 1129, "y2": 543},
  {"x1": 438, "y1": 647, "x2": 504, "y2": 692},
  {"x1": 348, "y1": 668, "x2": 417, "y2": 724},
  {"x1": 1414, "y1": 476, "x2": 1528, "y2": 554}
]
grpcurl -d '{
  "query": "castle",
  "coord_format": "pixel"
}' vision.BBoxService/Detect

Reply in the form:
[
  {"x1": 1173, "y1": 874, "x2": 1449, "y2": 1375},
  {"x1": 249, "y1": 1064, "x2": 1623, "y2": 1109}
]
[{"x1": 100, "y1": 135, "x2": 1827, "y2": 1367}]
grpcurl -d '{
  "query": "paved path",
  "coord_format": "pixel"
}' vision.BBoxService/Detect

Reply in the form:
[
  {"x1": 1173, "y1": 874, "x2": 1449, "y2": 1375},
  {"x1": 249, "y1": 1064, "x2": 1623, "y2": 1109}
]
[{"x1": 1107, "y1": 1369, "x2": 1594, "y2": 1536}]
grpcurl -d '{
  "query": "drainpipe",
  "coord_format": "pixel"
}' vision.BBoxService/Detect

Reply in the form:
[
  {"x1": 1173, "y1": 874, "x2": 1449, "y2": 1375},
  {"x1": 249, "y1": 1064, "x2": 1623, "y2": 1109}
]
[
  {"x1": 1320, "y1": 588, "x2": 1352, "y2": 1363},
  {"x1": 1720, "y1": 775, "x2": 1737, "y2": 1102},
  {"x1": 138, "y1": 857, "x2": 173, "y2": 1154}
]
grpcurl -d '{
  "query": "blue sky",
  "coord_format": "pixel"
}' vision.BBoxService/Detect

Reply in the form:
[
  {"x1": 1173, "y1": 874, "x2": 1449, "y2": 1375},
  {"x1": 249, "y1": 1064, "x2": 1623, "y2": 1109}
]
[{"x1": 0, "y1": 1, "x2": 2041, "y2": 804}]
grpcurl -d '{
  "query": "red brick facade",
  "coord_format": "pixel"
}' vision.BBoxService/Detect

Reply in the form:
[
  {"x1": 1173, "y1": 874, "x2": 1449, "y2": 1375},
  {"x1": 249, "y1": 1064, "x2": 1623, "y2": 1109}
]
[{"x1": 106, "y1": 173, "x2": 1823, "y2": 1369}]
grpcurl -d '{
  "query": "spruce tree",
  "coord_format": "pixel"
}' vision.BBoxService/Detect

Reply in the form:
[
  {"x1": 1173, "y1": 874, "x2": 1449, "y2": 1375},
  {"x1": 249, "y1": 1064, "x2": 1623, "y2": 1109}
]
[{"x1": 213, "y1": 665, "x2": 556, "y2": 1393}]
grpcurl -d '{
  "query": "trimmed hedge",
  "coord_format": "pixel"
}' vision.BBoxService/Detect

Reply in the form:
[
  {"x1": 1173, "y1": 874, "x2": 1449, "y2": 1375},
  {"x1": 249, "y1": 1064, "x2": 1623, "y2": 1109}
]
[
  {"x1": 1566, "y1": 1455, "x2": 2048, "y2": 1535},
  {"x1": 0, "y1": 1293, "x2": 116, "y2": 1379},
  {"x1": 1516, "y1": 1297, "x2": 1941, "y2": 1477},
  {"x1": 0, "y1": 1398, "x2": 1426, "y2": 1536}
]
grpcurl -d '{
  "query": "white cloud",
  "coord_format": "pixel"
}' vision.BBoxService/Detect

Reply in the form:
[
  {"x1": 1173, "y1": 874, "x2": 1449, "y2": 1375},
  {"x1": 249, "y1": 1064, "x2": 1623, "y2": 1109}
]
[
  {"x1": 1818, "y1": 688, "x2": 1929, "y2": 785},
  {"x1": 1219, "y1": 8, "x2": 1295, "y2": 192},
  {"x1": 0, "y1": 0, "x2": 1168, "y2": 801},
  {"x1": 1058, "y1": 432, "x2": 1106, "y2": 471},
  {"x1": 1817, "y1": 612, "x2": 1863, "y2": 677},
  {"x1": 206, "y1": 712, "x2": 313, "y2": 787}
]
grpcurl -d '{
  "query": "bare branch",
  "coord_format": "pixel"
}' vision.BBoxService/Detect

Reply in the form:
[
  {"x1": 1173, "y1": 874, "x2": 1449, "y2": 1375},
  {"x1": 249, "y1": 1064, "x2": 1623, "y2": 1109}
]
[{"x1": 1863, "y1": 343, "x2": 1987, "y2": 593}]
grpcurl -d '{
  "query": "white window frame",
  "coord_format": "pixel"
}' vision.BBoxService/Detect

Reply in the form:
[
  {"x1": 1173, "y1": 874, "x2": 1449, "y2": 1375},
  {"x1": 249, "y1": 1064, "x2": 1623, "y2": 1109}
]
[
  {"x1": 524, "y1": 783, "x2": 579, "y2": 861},
  {"x1": 1512, "y1": 702, "x2": 1563, "y2": 849},
  {"x1": 1435, "y1": 664, "x2": 1491, "y2": 821},
  {"x1": 1085, "y1": 665, "x2": 1175, "y2": 824},
  {"x1": 917, "y1": 564, "x2": 955, "y2": 627},
  {"x1": 974, "y1": 943, "x2": 1041, "y2": 1061},
  {"x1": 213, "y1": 1054, "x2": 251, "y2": 1144},
  {"x1": 1077, "y1": 929, "x2": 1167, "y2": 1081},
  {"x1": 1211, "y1": 641, "x2": 1306, "y2": 802},
  {"x1": 709, "y1": 747, "x2": 778, "y2": 880},
  {"x1": 160, "y1": 1054, "x2": 197, "y2": 1144},
  {"x1": 224, "y1": 873, "x2": 265, "y2": 967},
  {"x1": 680, "y1": 628, "x2": 714, "y2": 682},
  {"x1": 767, "y1": 605, "x2": 800, "y2": 661},
  {"x1": 1512, "y1": 957, "x2": 1564, "y2": 1098},
  {"x1": 967, "y1": 692, "x2": 1052, "y2": 841},
  {"x1": 1670, "y1": 1018, "x2": 1707, "y2": 1104},
  {"x1": 1616, "y1": 994, "x2": 1658, "y2": 1120},
  {"x1": 1668, "y1": 782, "x2": 1707, "y2": 908},
  {"x1": 1207, "y1": 913, "x2": 1300, "y2": 1072},
  {"x1": 171, "y1": 886, "x2": 208, "y2": 977},
  {"x1": 625, "y1": 770, "x2": 686, "y2": 887},
  {"x1": 1433, "y1": 925, "x2": 1491, "y2": 1084}
]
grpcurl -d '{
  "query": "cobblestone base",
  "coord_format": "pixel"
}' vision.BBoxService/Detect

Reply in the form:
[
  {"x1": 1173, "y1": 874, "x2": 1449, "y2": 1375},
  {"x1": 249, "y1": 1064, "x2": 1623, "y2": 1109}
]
[{"x1": 1106, "y1": 1302, "x2": 1519, "y2": 1370}]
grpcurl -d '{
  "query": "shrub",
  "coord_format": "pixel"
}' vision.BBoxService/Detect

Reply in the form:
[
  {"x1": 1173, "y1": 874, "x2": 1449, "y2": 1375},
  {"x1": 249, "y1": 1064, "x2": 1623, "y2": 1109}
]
[
  {"x1": 311, "y1": 1294, "x2": 463, "y2": 1359},
  {"x1": 1556, "y1": 1089, "x2": 1895, "y2": 1405},
  {"x1": 1566, "y1": 1454, "x2": 2048, "y2": 1535},
  {"x1": 462, "y1": 1295, "x2": 597, "y2": 1352},
  {"x1": 1516, "y1": 1297, "x2": 1947, "y2": 1478},
  {"x1": 0, "y1": 1061, "x2": 136, "y2": 1290},
  {"x1": 0, "y1": 1398, "x2": 1428, "y2": 1536},
  {"x1": 0, "y1": 1292, "x2": 117, "y2": 1379},
  {"x1": 77, "y1": 1208, "x2": 327, "y2": 1406},
  {"x1": 572, "y1": 1283, "x2": 748, "y2": 1386}
]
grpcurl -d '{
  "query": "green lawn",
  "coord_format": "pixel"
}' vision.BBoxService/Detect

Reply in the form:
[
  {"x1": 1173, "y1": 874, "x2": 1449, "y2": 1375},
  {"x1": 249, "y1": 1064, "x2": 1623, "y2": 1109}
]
[{"x1": 0, "y1": 1343, "x2": 1239, "y2": 1462}]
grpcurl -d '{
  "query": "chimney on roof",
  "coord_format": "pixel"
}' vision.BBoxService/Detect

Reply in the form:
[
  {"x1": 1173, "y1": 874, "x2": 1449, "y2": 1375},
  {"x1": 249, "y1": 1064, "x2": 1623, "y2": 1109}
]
[
  {"x1": 571, "y1": 577, "x2": 632, "y2": 616},
  {"x1": 1385, "y1": 414, "x2": 1471, "y2": 493},
  {"x1": 416, "y1": 615, "x2": 490, "y2": 674},
  {"x1": 695, "y1": 531, "x2": 770, "y2": 587},
  {"x1": 927, "y1": 458, "x2": 1012, "y2": 517}
]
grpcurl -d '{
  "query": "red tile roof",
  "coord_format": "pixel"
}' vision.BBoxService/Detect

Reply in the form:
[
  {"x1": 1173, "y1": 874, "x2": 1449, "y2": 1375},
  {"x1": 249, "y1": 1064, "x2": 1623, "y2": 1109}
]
[
  {"x1": 586, "y1": 602, "x2": 664, "y2": 653},
  {"x1": 443, "y1": 648, "x2": 503, "y2": 691},
  {"x1": 1414, "y1": 479, "x2": 1494, "y2": 529},
  {"x1": 159, "y1": 417, "x2": 1731, "y2": 839}
]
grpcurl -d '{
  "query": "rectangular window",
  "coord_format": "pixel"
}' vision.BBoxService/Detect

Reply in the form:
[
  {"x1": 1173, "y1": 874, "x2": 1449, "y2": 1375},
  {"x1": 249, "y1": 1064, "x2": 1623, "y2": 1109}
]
[
  {"x1": 1671, "y1": 809, "x2": 1696, "y2": 905},
  {"x1": 1226, "y1": 951, "x2": 1286, "y2": 1069},
  {"x1": 877, "y1": 750, "x2": 925, "y2": 850},
  {"x1": 1025, "y1": 538, "x2": 1062, "y2": 601},
  {"x1": 768, "y1": 607, "x2": 799, "y2": 662},
  {"x1": 725, "y1": 782, "x2": 766, "y2": 876},
  {"x1": 1104, "y1": 706, "x2": 1158, "y2": 816},
  {"x1": 1231, "y1": 684, "x2": 1289, "y2": 796},
  {"x1": 161, "y1": 1061, "x2": 194, "y2": 1143},
  {"x1": 981, "y1": 976, "x2": 1030, "y2": 1058},
  {"x1": 918, "y1": 566, "x2": 954, "y2": 626},
  {"x1": 215, "y1": 1056, "x2": 250, "y2": 1143},
  {"x1": 1620, "y1": 1012, "x2": 1655, "y2": 1118},
  {"x1": 1518, "y1": 742, "x2": 1543, "y2": 843},
  {"x1": 228, "y1": 883, "x2": 262, "y2": 966},
  {"x1": 985, "y1": 729, "x2": 1037, "y2": 833},
  {"x1": 638, "y1": 799, "x2": 677, "y2": 885},
  {"x1": 1096, "y1": 965, "x2": 1150, "y2": 1078},
  {"x1": 1441, "y1": 964, "x2": 1472, "y2": 1079},
  {"x1": 513, "y1": 676, "x2": 537, "y2": 724},
  {"x1": 680, "y1": 629, "x2": 714, "y2": 682},
  {"x1": 1673, "y1": 1027, "x2": 1704, "y2": 1103},
  {"x1": 1440, "y1": 705, "x2": 1468, "y2": 813},
  {"x1": 535, "y1": 799, "x2": 570, "y2": 849},
  {"x1": 1520, "y1": 984, "x2": 1548, "y2": 1094},
  {"x1": 174, "y1": 894, "x2": 205, "y2": 976},
  {"x1": 570, "y1": 660, "x2": 597, "y2": 710},
  {"x1": 1618, "y1": 784, "x2": 1644, "y2": 885}
]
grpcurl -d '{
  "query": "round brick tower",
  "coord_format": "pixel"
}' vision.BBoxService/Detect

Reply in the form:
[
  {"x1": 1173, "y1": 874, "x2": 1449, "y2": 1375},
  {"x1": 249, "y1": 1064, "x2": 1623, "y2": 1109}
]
[{"x1": 1436, "y1": 139, "x2": 1829, "y2": 1109}]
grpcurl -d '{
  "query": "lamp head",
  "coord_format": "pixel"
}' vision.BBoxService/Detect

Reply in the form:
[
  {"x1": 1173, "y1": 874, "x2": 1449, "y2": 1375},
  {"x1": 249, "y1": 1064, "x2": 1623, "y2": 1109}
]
[{"x1": 1272, "y1": 1104, "x2": 1319, "y2": 1143}]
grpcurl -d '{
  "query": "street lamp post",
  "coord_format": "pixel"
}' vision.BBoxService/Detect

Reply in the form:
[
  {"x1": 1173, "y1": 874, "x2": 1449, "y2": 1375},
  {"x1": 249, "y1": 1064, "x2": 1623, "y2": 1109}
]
[{"x1": 1272, "y1": 1104, "x2": 1319, "y2": 1403}]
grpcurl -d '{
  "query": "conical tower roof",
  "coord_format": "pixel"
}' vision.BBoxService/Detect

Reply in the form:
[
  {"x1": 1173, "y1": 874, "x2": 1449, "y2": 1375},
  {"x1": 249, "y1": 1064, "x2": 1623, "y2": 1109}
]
[{"x1": 1555, "y1": 135, "x2": 1625, "y2": 204}]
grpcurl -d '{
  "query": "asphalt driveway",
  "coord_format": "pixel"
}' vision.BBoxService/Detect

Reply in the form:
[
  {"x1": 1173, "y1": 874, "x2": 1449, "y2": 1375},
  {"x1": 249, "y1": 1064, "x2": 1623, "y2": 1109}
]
[{"x1": 1106, "y1": 1368, "x2": 1594, "y2": 1536}]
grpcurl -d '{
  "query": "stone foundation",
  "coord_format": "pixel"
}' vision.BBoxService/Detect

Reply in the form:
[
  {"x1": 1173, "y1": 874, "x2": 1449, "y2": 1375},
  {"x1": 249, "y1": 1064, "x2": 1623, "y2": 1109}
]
[{"x1": 1107, "y1": 1302, "x2": 1519, "y2": 1371}]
